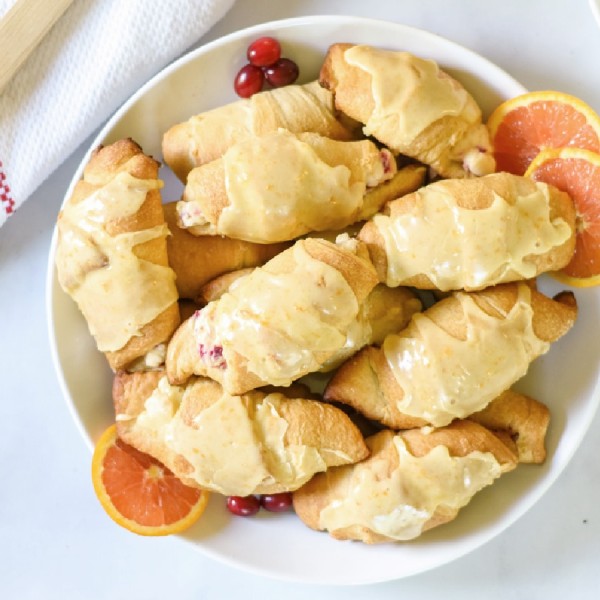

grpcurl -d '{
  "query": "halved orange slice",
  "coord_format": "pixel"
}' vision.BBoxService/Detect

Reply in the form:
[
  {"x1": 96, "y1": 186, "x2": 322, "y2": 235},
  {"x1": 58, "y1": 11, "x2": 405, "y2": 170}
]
[
  {"x1": 91, "y1": 424, "x2": 210, "y2": 536},
  {"x1": 487, "y1": 91, "x2": 600, "y2": 175},
  {"x1": 525, "y1": 147, "x2": 600, "y2": 287}
]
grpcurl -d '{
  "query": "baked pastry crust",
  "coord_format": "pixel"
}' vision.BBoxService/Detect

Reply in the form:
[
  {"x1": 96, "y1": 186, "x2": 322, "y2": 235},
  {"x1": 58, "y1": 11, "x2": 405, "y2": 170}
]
[
  {"x1": 164, "y1": 202, "x2": 289, "y2": 299},
  {"x1": 324, "y1": 283, "x2": 577, "y2": 428},
  {"x1": 195, "y1": 267, "x2": 423, "y2": 369},
  {"x1": 177, "y1": 131, "x2": 400, "y2": 243},
  {"x1": 162, "y1": 80, "x2": 359, "y2": 181},
  {"x1": 469, "y1": 389, "x2": 550, "y2": 464},
  {"x1": 358, "y1": 173, "x2": 576, "y2": 291},
  {"x1": 113, "y1": 371, "x2": 369, "y2": 496},
  {"x1": 166, "y1": 238, "x2": 379, "y2": 394},
  {"x1": 195, "y1": 268, "x2": 256, "y2": 305},
  {"x1": 55, "y1": 138, "x2": 180, "y2": 371},
  {"x1": 319, "y1": 43, "x2": 495, "y2": 178},
  {"x1": 292, "y1": 420, "x2": 518, "y2": 543}
]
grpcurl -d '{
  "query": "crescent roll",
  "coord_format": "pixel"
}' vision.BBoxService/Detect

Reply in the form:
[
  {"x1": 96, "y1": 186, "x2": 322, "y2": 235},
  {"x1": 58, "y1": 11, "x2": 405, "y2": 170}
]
[
  {"x1": 319, "y1": 44, "x2": 495, "y2": 178},
  {"x1": 177, "y1": 130, "x2": 401, "y2": 243},
  {"x1": 162, "y1": 80, "x2": 358, "y2": 181},
  {"x1": 320, "y1": 282, "x2": 422, "y2": 371},
  {"x1": 292, "y1": 420, "x2": 518, "y2": 543},
  {"x1": 164, "y1": 202, "x2": 289, "y2": 299},
  {"x1": 55, "y1": 138, "x2": 180, "y2": 371},
  {"x1": 469, "y1": 389, "x2": 550, "y2": 464},
  {"x1": 195, "y1": 267, "x2": 256, "y2": 305},
  {"x1": 196, "y1": 267, "x2": 423, "y2": 369},
  {"x1": 324, "y1": 282, "x2": 577, "y2": 428},
  {"x1": 113, "y1": 371, "x2": 369, "y2": 496},
  {"x1": 359, "y1": 173, "x2": 576, "y2": 291},
  {"x1": 166, "y1": 237, "x2": 379, "y2": 394}
]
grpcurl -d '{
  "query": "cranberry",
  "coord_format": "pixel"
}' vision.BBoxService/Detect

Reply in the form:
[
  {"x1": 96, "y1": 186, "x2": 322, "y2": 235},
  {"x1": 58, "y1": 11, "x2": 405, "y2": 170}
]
[
  {"x1": 233, "y1": 64, "x2": 264, "y2": 98},
  {"x1": 260, "y1": 492, "x2": 293, "y2": 513},
  {"x1": 247, "y1": 36, "x2": 281, "y2": 67},
  {"x1": 264, "y1": 58, "x2": 299, "y2": 88},
  {"x1": 226, "y1": 495, "x2": 261, "y2": 517},
  {"x1": 198, "y1": 343, "x2": 226, "y2": 369}
]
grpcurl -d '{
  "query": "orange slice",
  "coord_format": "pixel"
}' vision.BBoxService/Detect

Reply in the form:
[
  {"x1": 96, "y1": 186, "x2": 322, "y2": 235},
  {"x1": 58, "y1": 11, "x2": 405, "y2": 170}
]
[
  {"x1": 525, "y1": 147, "x2": 600, "y2": 287},
  {"x1": 487, "y1": 91, "x2": 600, "y2": 175},
  {"x1": 91, "y1": 424, "x2": 210, "y2": 536}
]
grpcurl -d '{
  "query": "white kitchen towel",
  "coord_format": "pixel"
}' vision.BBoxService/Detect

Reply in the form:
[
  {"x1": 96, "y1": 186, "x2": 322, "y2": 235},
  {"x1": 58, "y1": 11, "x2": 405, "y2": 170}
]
[{"x1": 0, "y1": 0, "x2": 236, "y2": 227}]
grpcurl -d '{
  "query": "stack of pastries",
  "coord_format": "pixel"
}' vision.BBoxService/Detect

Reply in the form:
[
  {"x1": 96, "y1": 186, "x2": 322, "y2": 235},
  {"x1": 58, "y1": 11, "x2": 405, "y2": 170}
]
[{"x1": 55, "y1": 44, "x2": 579, "y2": 544}]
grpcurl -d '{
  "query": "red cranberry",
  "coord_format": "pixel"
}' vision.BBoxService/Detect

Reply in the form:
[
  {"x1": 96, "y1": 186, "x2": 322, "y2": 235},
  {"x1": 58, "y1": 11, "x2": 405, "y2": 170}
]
[
  {"x1": 226, "y1": 495, "x2": 261, "y2": 516},
  {"x1": 233, "y1": 64, "x2": 264, "y2": 98},
  {"x1": 247, "y1": 36, "x2": 281, "y2": 67},
  {"x1": 234, "y1": 37, "x2": 300, "y2": 98},
  {"x1": 264, "y1": 58, "x2": 299, "y2": 88},
  {"x1": 260, "y1": 492, "x2": 293, "y2": 513}
]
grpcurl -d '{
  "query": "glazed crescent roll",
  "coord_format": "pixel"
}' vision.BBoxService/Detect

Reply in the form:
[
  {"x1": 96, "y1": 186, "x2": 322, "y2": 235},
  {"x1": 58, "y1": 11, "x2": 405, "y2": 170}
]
[
  {"x1": 195, "y1": 267, "x2": 257, "y2": 305},
  {"x1": 195, "y1": 267, "x2": 423, "y2": 370},
  {"x1": 163, "y1": 202, "x2": 290, "y2": 299},
  {"x1": 166, "y1": 237, "x2": 379, "y2": 394},
  {"x1": 320, "y1": 282, "x2": 422, "y2": 371},
  {"x1": 177, "y1": 130, "x2": 404, "y2": 243},
  {"x1": 55, "y1": 138, "x2": 180, "y2": 371},
  {"x1": 162, "y1": 80, "x2": 358, "y2": 181},
  {"x1": 469, "y1": 389, "x2": 550, "y2": 464},
  {"x1": 113, "y1": 372, "x2": 369, "y2": 496},
  {"x1": 319, "y1": 44, "x2": 495, "y2": 178},
  {"x1": 292, "y1": 420, "x2": 518, "y2": 543},
  {"x1": 324, "y1": 282, "x2": 577, "y2": 428},
  {"x1": 359, "y1": 173, "x2": 576, "y2": 291}
]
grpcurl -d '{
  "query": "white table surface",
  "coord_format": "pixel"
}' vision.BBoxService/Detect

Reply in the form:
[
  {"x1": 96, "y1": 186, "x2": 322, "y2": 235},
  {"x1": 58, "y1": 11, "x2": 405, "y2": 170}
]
[{"x1": 2, "y1": 0, "x2": 600, "y2": 598}]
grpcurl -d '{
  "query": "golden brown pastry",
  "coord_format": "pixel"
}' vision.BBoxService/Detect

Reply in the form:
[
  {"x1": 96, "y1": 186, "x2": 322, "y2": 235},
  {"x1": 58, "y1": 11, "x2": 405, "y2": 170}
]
[
  {"x1": 55, "y1": 138, "x2": 180, "y2": 371},
  {"x1": 177, "y1": 130, "x2": 398, "y2": 243},
  {"x1": 125, "y1": 300, "x2": 206, "y2": 373},
  {"x1": 292, "y1": 162, "x2": 426, "y2": 243},
  {"x1": 469, "y1": 389, "x2": 550, "y2": 464},
  {"x1": 353, "y1": 162, "x2": 426, "y2": 221},
  {"x1": 359, "y1": 173, "x2": 576, "y2": 291},
  {"x1": 324, "y1": 282, "x2": 577, "y2": 428},
  {"x1": 196, "y1": 266, "x2": 423, "y2": 368},
  {"x1": 320, "y1": 282, "x2": 422, "y2": 371},
  {"x1": 162, "y1": 80, "x2": 358, "y2": 181},
  {"x1": 164, "y1": 202, "x2": 289, "y2": 299},
  {"x1": 113, "y1": 371, "x2": 369, "y2": 496},
  {"x1": 319, "y1": 44, "x2": 495, "y2": 178},
  {"x1": 166, "y1": 237, "x2": 379, "y2": 394},
  {"x1": 292, "y1": 420, "x2": 518, "y2": 543},
  {"x1": 196, "y1": 268, "x2": 256, "y2": 304}
]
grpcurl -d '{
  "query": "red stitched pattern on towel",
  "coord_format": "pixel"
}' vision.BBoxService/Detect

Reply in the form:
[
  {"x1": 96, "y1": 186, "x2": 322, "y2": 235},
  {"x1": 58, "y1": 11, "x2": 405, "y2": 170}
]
[{"x1": 0, "y1": 160, "x2": 15, "y2": 216}]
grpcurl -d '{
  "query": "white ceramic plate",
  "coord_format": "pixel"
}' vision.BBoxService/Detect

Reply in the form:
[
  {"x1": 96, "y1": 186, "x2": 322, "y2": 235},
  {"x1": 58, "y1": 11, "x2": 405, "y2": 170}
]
[{"x1": 46, "y1": 15, "x2": 600, "y2": 585}]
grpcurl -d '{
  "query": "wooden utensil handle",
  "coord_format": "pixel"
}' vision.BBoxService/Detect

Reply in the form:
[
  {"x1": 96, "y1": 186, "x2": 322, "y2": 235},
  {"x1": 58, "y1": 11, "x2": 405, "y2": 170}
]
[{"x1": 0, "y1": 0, "x2": 75, "y2": 94}]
